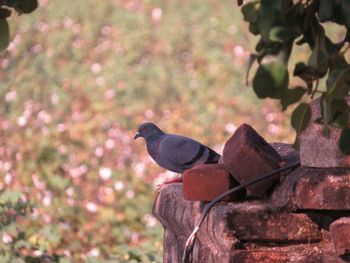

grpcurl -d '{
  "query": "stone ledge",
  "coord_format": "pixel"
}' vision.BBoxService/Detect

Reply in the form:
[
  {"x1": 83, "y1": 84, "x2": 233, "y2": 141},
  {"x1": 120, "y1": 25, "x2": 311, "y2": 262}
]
[
  {"x1": 153, "y1": 184, "x2": 240, "y2": 250},
  {"x1": 153, "y1": 184, "x2": 348, "y2": 263},
  {"x1": 153, "y1": 142, "x2": 350, "y2": 262},
  {"x1": 155, "y1": 181, "x2": 333, "y2": 234},
  {"x1": 270, "y1": 166, "x2": 350, "y2": 211},
  {"x1": 226, "y1": 246, "x2": 338, "y2": 263},
  {"x1": 330, "y1": 217, "x2": 350, "y2": 257},
  {"x1": 226, "y1": 212, "x2": 321, "y2": 242},
  {"x1": 191, "y1": 244, "x2": 343, "y2": 263},
  {"x1": 294, "y1": 171, "x2": 350, "y2": 210}
]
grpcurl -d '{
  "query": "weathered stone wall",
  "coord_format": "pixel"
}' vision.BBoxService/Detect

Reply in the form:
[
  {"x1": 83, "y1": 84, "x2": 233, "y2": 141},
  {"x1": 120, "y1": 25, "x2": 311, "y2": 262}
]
[{"x1": 153, "y1": 143, "x2": 350, "y2": 263}]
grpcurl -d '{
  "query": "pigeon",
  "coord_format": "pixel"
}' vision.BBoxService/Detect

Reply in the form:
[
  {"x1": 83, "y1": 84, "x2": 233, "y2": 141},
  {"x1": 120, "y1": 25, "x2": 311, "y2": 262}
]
[{"x1": 134, "y1": 122, "x2": 221, "y2": 181}]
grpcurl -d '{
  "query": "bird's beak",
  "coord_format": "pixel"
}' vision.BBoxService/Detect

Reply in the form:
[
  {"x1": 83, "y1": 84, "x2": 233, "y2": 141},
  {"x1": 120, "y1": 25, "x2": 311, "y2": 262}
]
[{"x1": 134, "y1": 132, "x2": 141, "y2": 140}]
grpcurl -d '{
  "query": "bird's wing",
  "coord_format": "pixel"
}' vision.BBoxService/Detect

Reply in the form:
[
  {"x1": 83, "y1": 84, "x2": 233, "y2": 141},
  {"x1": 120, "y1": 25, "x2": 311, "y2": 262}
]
[{"x1": 158, "y1": 134, "x2": 210, "y2": 170}]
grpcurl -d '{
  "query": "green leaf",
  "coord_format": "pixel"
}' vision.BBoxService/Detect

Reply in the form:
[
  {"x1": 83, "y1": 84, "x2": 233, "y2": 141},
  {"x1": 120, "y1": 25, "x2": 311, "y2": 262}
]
[
  {"x1": 323, "y1": 65, "x2": 350, "y2": 132},
  {"x1": 16, "y1": 0, "x2": 38, "y2": 14},
  {"x1": 328, "y1": 2, "x2": 346, "y2": 25},
  {"x1": 241, "y1": 1, "x2": 259, "y2": 23},
  {"x1": 345, "y1": 30, "x2": 350, "y2": 42},
  {"x1": 257, "y1": 1, "x2": 276, "y2": 41},
  {"x1": 0, "y1": 8, "x2": 12, "y2": 19},
  {"x1": 3, "y1": 0, "x2": 21, "y2": 7},
  {"x1": 321, "y1": 95, "x2": 333, "y2": 126},
  {"x1": 269, "y1": 26, "x2": 293, "y2": 43},
  {"x1": 331, "y1": 98, "x2": 349, "y2": 113},
  {"x1": 299, "y1": 15, "x2": 320, "y2": 48},
  {"x1": 0, "y1": 19, "x2": 10, "y2": 52},
  {"x1": 281, "y1": 86, "x2": 307, "y2": 110},
  {"x1": 321, "y1": 97, "x2": 349, "y2": 129},
  {"x1": 291, "y1": 103, "x2": 311, "y2": 134},
  {"x1": 333, "y1": 112, "x2": 349, "y2": 128},
  {"x1": 325, "y1": 36, "x2": 344, "y2": 55},
  {"x1": 320, "y1": 99, "x2": 331, "y2": 136},
  {"x1": 332, "y1": 99, "x2": 349, "y2": 128},
  {"x1": 340, "y1": 0, "x2": 350, "y2": 28},
  {"x1": 318, "y1": 0, "x2": 334, "y2": 22},
  {"x1": 340, "y1": 127, "x2": 350, "y2": 155},
  {"x1": 253, "y1": 61, "x2": 289, "y2": 99},
  {"x1": 307, "y1": 28, "x2": 328, "y2": 76},
  {"x1": 294, "y1": 61, "x2": 325, "y2": 92},
  {"x1": 245, "y1": 53, "x2": 257, "y2": 85},
  {"x1": 325, "y1": 67, "x2": 350, "y2": 102},
  {"x1": 249, "y1": 22, "x2": 260, "y2": 35},
  {"x1": 293, "y1": 62, "x2": 307, "y2": 76}
]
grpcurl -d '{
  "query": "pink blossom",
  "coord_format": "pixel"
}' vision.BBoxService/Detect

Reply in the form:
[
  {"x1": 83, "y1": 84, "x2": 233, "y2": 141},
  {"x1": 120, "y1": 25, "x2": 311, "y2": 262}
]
[
  {"x1": 2, "y1": 233, "x2": 13, "y2": 244},
  {"x1": 105, "y1": 139, "x2": 115, "y2": 149},
  {"x1": 151, "y1": 8, "x2": 162, "y2": 21},
  {"x1": 91, "y1": 63, "x2": 102, "y2": 74},
  {"x1": 5, "y1": 91, "x2": 17, "y2": 102},
  {"x1": 94, "y1": 147, "x2": 104, "y2": 157},
  {"x1": 16, "y1": 116, "x2": 27, "y2": 127},
  {"x1": 85, "y1": 202, "x2": 98, "y2": 213},
  {"x1": 126, "y1": 190, "x2": 135, "y2": 199},
  {"x1": 87, "y1": 248, "x2": 100, "y2": 257},
  {"x1": 99, "y1": 167, "x2": 112, "y2": 180},
  {"x1": 114, "y1": 181, "x2": 125, "y2": 191}
]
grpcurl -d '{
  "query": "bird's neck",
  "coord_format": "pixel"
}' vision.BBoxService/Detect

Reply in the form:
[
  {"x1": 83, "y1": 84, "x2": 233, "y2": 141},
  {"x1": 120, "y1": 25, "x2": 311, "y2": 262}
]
[
  {"x1": 146, "y1": 132, "x2": 165, "y2": 156},
  {"x1": 146, "y1": 131, "x2": 165, "y2": 142}
]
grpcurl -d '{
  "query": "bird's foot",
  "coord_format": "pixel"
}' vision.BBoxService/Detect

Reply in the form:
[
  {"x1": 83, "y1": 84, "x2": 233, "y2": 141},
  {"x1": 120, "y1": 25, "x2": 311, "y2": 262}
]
[{"x1": 157, "y1": 177, "x2": 183, "y2": 187}]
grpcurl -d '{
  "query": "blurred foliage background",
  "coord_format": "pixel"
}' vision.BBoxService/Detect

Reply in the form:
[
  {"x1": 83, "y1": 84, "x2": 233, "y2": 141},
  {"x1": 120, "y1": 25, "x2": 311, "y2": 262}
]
[{"x1": 0, "y1": 0, "x2": 297, "y2": 262}]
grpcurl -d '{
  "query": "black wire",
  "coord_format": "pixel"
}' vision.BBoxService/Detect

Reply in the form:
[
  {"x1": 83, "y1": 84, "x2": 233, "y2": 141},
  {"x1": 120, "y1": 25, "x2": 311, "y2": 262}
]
[{"x1": 181, "y1": 161, "x2": 301, "y2": 263}]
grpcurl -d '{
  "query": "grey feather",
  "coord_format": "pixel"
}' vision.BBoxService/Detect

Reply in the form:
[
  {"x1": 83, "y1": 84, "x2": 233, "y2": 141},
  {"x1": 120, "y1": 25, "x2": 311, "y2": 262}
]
[{"x1": 135, "y1": 122, "x2": 220, "y2": 173}]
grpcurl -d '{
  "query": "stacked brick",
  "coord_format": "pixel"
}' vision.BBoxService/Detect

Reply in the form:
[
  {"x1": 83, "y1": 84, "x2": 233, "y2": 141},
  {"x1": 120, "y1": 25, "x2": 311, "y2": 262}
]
[
  {"x1": 153, "y1": 99, "x2": 350, "y2": 263},
  {"x1": 183, "y1": 124, "x2": 282, "y2": 201}
]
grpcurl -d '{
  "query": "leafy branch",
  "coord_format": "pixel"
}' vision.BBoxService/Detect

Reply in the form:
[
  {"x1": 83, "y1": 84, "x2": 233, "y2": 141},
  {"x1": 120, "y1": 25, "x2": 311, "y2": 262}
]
[{"x1": 239, "y1": 0, "x2": 350, "y2": 154}]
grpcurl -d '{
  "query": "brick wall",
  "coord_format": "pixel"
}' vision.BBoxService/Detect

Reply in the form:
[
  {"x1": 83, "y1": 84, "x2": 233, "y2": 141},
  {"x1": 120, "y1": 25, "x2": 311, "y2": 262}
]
[{"x1": 153, "y1": 143, "x2": 350, "y2": 263}]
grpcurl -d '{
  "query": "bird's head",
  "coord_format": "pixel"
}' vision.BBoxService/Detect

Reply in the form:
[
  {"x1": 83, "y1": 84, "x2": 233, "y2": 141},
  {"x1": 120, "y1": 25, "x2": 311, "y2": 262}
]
[{"x1": 134, "y1": 122, "x2": 163, "y2": 140}]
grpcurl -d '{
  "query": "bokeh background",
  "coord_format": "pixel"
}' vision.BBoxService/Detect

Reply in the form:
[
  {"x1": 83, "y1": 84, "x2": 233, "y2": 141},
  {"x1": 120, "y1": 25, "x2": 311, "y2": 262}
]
[{"x1": 0, "y1": 0, "x2": 297, "y2": 262}]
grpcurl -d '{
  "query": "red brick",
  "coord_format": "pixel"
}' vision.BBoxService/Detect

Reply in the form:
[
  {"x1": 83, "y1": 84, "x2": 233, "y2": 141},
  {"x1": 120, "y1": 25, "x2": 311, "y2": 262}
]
[
  {"x1": 330, "y1": 217, "x2": 350, "y2": 257},
  {"x1": 230, "y1": 245, "x2": 340, "y2": 263},
  {"x1": 227, "y1": 212, "x2": 321, "y2": 242},
  {"x1": 222, "y1": 124, "x2": 282, "y2": 197},
  {"x1": 182, "y1": 164, "x2": 245, "y2": 201},
  {"x1": 294, "y1": 171, "x2": 350, "y2": 210},
  {"x1": 230, "y1": 250, "x2": 289, "y2": 263}
]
